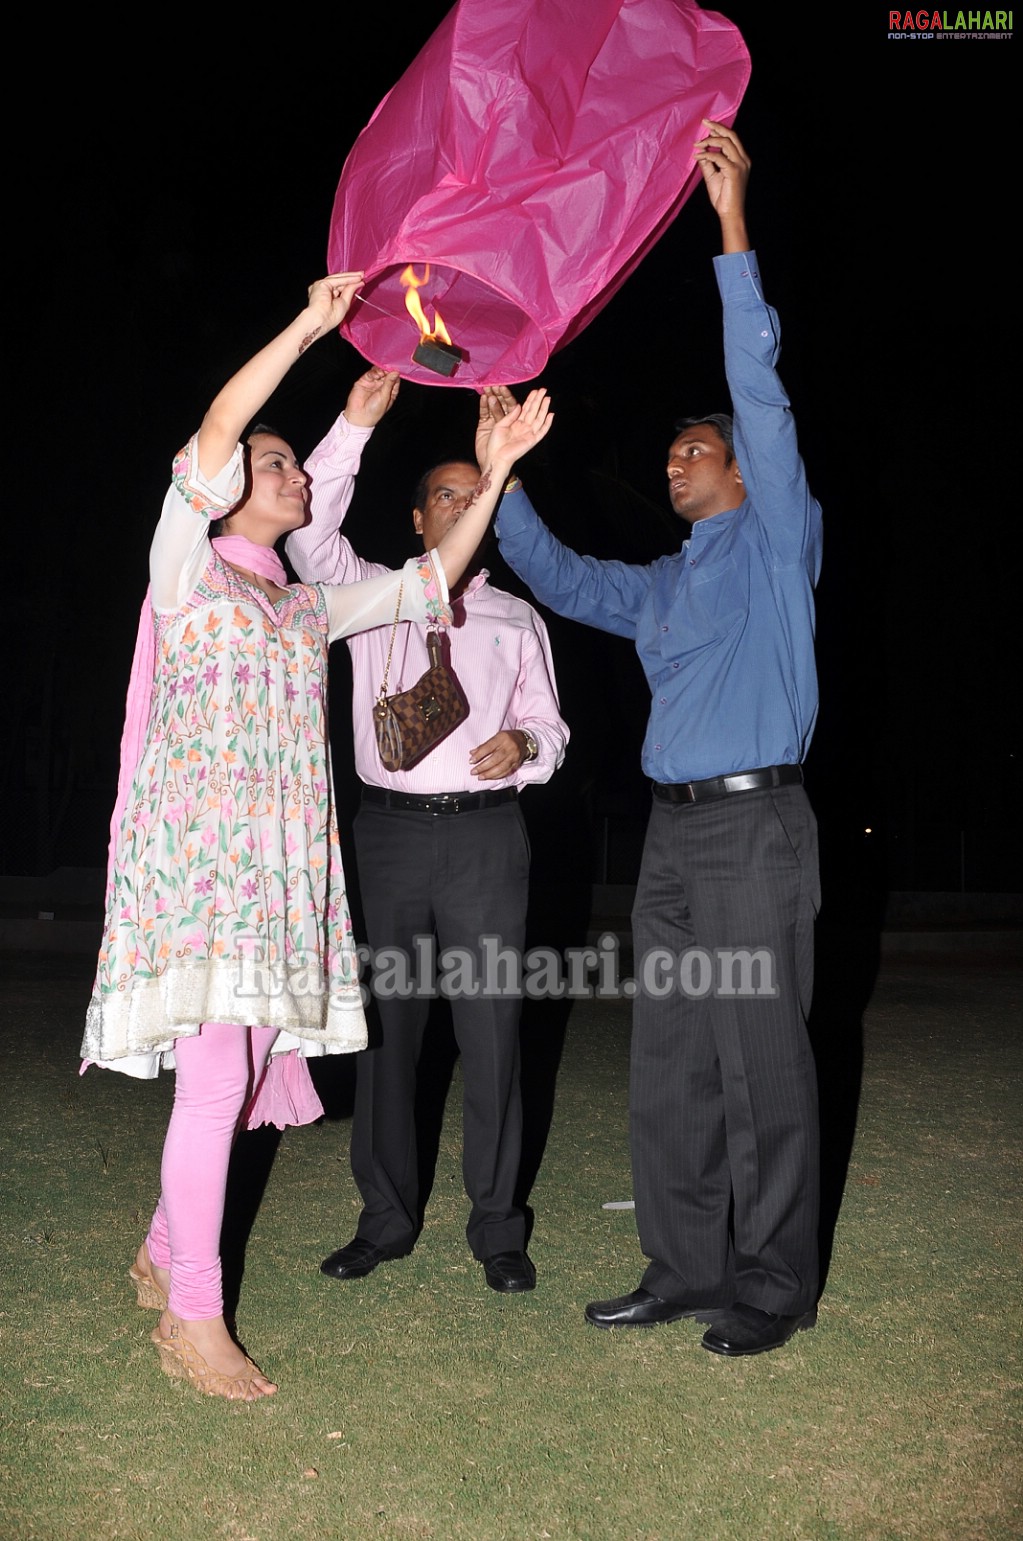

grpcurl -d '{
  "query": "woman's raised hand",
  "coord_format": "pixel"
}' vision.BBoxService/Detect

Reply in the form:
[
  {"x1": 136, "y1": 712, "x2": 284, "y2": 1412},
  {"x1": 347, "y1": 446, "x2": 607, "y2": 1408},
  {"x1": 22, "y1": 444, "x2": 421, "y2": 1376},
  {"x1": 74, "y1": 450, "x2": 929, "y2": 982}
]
[
  {"x1": 306, "y1": 272, "x2": 366, "y2": 332},
  {"x1": 485, "y1": 388, "x2": 554, "y2": 476}
]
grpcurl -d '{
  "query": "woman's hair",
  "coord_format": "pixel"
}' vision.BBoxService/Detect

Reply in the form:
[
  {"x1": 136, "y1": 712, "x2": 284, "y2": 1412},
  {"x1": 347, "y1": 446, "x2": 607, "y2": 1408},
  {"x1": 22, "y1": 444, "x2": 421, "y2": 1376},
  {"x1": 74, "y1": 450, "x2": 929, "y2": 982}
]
[{"x1": 209, "y1": 423, "x2": 288, "y2": 537}]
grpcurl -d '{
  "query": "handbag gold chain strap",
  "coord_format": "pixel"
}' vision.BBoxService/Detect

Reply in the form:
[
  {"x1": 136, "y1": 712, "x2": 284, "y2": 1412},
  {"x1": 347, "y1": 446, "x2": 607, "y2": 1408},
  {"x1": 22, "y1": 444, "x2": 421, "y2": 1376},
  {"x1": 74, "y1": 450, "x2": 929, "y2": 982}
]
[{"x1": 377, "y1": 582, "x2": 404, "y2": 703}]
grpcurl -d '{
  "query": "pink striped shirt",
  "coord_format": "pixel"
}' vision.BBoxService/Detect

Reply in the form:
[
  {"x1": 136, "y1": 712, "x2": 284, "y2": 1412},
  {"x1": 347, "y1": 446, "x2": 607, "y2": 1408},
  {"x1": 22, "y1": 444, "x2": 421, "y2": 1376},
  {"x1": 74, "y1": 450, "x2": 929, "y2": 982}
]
[{"x1": 287, "y1": 414, "x2": 569, "y2": 795}]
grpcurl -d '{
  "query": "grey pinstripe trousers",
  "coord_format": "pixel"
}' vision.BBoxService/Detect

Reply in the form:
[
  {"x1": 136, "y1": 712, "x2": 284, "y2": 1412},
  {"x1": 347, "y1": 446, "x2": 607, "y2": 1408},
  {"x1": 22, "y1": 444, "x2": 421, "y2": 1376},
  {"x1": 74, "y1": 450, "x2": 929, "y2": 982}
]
[{"x1": 629, "y1": 783, "x2": 820, "y2": 1314}]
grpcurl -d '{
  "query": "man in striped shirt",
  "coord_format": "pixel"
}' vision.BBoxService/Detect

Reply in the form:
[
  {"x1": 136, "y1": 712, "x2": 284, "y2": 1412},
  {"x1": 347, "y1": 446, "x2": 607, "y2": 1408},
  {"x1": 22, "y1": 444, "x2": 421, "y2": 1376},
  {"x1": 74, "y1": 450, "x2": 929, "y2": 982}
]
[{"x1": 287, "y1": 375, "x2": 569, "y2": 1296}]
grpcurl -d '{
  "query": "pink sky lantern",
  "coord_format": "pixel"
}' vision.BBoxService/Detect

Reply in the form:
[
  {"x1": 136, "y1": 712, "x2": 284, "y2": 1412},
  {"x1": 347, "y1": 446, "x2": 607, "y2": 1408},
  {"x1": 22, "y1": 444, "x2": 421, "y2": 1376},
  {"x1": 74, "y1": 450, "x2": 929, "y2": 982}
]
[{"x1": 329, "y1": 0, "x2": 750, "y2": 387}]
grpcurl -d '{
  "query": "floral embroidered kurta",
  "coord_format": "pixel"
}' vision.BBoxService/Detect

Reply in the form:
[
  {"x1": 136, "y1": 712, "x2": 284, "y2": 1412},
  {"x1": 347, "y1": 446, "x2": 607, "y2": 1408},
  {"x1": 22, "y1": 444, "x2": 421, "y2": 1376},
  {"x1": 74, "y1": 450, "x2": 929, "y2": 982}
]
[{"x1": 83, "y1": 436, "x2": 449, "y2": 1075}]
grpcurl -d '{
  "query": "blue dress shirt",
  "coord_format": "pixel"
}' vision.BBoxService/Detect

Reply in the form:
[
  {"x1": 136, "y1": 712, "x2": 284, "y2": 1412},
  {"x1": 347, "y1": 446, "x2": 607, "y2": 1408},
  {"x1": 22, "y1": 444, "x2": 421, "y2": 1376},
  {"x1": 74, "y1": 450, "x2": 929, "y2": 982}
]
[{"x1": 495, "y1": 250, "x2": 823, "y2": 784}]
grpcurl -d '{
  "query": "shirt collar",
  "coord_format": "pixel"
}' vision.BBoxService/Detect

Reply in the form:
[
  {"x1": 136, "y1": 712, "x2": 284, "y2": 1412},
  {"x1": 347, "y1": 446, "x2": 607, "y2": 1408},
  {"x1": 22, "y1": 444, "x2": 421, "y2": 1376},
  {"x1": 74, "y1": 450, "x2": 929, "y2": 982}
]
[{"x1": 684, "y1": 501, "x2": 747, "y2": 544}]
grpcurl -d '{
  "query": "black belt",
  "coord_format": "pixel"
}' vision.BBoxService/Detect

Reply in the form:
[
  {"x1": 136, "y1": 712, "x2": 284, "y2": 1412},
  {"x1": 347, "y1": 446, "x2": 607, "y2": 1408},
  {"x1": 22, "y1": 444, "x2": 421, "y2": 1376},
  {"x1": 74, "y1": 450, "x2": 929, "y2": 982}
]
[
  {"x1": 652, "y1": 764, "x2": 803, "y2": 805},
  {"x1": 362, "y1": 786, "x2": 519, "y2": 816}
]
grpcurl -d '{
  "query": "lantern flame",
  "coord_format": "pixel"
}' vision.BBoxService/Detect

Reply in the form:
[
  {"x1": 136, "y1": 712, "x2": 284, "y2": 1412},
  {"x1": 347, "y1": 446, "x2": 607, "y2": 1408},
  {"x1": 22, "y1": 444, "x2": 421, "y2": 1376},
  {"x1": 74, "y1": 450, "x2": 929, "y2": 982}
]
[{"x1": 400, "y1": 264, "x2": 453, "y2": 345}]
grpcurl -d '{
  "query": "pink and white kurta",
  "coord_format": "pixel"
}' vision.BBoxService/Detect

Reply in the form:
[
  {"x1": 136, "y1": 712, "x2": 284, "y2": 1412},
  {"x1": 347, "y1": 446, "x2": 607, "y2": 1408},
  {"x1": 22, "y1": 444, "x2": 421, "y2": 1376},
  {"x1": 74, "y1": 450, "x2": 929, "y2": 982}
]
[{"x1": 83, "y1": 436, "x2": 449, "y2": 1077}]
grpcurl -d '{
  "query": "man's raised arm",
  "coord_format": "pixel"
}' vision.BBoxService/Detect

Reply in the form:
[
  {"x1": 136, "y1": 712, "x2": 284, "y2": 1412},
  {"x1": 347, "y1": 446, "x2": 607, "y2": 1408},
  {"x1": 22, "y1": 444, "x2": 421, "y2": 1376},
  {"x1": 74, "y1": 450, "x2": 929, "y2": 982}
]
[
  {"x1": 696, "y1": 119, "x2": 821, "y2": 570},
  {"x1": 286, "y1": 366, "x2": 401, "y2": 584}
]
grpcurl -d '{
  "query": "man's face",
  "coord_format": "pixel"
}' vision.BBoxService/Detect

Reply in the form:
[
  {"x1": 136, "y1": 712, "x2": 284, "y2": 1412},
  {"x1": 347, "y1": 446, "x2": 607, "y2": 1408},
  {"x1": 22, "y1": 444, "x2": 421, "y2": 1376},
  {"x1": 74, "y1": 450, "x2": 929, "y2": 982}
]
[
  {"x1": 413, "y1": 462, "x2": 481, "y2": 550},
  {"x1": 665, "y1": 425, "x2": 744, "y2": 524}
]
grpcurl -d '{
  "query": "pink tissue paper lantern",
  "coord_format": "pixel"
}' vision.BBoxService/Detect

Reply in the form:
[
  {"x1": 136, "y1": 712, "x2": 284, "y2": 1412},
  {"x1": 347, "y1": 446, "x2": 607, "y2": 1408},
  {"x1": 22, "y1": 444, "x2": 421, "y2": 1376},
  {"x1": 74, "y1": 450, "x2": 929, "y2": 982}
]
[{"x1": 330, "y1": 0, "x2": 750, "y2": 386}]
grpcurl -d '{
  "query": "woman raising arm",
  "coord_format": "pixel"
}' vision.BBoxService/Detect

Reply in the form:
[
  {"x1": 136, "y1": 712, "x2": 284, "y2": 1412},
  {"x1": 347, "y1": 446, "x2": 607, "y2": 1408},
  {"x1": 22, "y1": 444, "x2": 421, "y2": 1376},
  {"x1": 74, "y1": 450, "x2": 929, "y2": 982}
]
[{"x1": 83, "y1": 276, "x2": 551, "y2": 1402}]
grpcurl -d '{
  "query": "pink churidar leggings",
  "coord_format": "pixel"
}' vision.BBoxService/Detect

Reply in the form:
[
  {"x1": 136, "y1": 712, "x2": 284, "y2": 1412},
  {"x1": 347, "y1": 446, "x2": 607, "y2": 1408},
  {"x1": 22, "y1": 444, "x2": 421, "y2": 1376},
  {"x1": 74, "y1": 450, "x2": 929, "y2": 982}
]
[{"x1": 145, "y1": 1021, "x2": 278, "y2": 1319}]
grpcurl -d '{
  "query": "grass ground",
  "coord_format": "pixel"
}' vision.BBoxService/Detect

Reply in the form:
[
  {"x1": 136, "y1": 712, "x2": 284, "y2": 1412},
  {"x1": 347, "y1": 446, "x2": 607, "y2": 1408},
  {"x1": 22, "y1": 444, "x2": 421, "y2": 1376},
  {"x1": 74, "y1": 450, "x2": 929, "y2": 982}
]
[{"x1": 0, "y1": 949, "x2": 1019, "y2": 1540}]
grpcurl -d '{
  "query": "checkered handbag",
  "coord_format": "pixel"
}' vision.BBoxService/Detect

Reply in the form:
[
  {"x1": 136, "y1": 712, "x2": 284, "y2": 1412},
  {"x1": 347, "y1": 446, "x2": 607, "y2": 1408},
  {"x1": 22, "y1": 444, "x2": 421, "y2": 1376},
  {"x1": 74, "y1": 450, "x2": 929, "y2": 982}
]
[{"x1": 373, "y1": 585, "x2": 469, "y2": 771}]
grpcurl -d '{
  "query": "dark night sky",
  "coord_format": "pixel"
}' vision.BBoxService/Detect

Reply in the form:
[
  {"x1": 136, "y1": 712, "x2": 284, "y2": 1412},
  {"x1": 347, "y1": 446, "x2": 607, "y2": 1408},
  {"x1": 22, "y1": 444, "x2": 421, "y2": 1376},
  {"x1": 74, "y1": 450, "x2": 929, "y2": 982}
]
[{"x1": 13, "y1": 7, "x2": 1020, "y2": 896}]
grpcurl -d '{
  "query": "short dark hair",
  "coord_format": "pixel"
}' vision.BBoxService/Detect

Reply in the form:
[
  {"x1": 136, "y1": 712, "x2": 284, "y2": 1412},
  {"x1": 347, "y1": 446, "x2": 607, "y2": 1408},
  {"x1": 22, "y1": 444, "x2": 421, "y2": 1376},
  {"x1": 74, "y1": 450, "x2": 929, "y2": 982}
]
[
  {"x1": 412, "y1": 458, "x2": 479, "y2": 512},
  {"x1": 672, "y1": 412, "x2": 735, "y2": 465}
]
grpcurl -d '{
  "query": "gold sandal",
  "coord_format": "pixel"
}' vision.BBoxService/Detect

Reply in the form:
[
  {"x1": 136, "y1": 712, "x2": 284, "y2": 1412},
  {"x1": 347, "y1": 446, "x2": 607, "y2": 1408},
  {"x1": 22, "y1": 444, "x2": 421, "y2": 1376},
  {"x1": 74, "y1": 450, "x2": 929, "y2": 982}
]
[
  {"x1": 129, "y1": 1243, "x2": 168, "y2": 1311},
  {"x1": 150, "y1": 1321, "x2": 275, "y2": 1401}
]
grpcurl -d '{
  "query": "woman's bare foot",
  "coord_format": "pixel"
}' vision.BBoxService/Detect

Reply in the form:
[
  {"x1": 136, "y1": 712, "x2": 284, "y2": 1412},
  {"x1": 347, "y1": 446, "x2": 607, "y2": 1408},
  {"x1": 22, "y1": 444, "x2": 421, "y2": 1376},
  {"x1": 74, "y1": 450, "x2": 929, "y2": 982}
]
[
  {"x1": 130, "y1": 1242, "x2": 170, "y2": 1310},
  {"x1": 152, "y1": 1310, "x2": 278, "y2": 1401},
  {"x1": 148, "y1": 1255, "x2": 170, "y2": 1302}
]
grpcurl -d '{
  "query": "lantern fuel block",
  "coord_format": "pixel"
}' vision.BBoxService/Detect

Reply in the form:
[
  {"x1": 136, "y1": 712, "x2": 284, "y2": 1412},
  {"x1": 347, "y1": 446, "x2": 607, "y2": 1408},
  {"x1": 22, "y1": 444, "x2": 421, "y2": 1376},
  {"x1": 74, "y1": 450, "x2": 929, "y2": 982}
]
[{"x1": 412, "y1": 337, "x2": 463, "y2": 377}]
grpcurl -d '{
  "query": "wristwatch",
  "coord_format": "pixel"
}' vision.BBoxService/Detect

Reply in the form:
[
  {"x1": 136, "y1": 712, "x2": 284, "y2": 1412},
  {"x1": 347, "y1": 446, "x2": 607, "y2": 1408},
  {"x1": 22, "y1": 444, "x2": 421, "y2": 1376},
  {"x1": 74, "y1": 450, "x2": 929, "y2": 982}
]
[{"x1": 521, "y1": 730, "x2": 539, "y2": 763}]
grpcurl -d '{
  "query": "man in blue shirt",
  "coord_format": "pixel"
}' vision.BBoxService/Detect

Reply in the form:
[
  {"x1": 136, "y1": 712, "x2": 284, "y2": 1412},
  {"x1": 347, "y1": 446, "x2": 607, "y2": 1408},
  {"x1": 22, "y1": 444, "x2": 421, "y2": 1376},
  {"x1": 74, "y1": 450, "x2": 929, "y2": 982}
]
[{"x1": 494, "y1": 122, "x2": 822, "y2": 1357}]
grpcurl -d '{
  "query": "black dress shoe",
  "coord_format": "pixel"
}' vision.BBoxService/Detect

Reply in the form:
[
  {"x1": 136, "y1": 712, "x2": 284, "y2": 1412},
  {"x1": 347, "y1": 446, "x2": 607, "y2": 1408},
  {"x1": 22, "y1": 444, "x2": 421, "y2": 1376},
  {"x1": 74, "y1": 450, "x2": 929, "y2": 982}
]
[
  {"x1": 701, "y1": 1302, "x2": 817, "y2": 1356},
  {"x1": 481, "y1": 1250, "x2": 536, "y2": 1293},
  {"x1": 320, "y1": 1235, "x2": 411, "y2": 1280},
  {"x1": 584, "y1": 1287, "x2": 718, "y2": 1329}
]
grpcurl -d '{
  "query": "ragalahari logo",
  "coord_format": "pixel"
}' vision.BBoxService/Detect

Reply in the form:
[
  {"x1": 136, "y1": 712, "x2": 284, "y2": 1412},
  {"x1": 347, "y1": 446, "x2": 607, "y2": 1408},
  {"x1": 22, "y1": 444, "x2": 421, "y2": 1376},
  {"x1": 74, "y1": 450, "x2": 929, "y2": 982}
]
[{"x1": 888, "y1": 9, "x2": 1013, "y2": 36}]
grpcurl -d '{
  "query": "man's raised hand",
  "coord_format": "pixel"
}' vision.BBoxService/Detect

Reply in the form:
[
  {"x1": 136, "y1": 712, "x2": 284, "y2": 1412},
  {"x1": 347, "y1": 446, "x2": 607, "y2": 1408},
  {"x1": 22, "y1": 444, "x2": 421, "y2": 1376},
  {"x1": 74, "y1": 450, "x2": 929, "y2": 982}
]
[
  {"x1": 694, "y1": 121, "x2": 751, "y2": 253},
  {"x1": 694, "y1": 121, "x2": 750, "y2": 217},
  {"x1": 345, "y1": 366, "x2": 401, "y2": 428}
]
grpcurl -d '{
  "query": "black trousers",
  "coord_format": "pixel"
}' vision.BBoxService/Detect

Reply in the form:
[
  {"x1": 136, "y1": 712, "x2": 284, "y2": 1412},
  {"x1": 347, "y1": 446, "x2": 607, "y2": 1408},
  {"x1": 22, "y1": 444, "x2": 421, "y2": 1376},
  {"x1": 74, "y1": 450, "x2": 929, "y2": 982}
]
[
  {"x1": 629, "y1": 784, "x2": 820, "y2": 1314},
  {"x1": 350, "y1": 799, "x2": 530, "y2": 1259}
]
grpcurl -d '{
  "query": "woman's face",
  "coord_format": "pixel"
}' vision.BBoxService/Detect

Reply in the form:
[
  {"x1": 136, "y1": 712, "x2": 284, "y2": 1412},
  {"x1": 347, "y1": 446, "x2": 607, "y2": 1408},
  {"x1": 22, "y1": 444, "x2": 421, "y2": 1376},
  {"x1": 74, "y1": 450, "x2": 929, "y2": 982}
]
[{"x1": 228, "y1": 434, "x2": 309, "y2": 543}]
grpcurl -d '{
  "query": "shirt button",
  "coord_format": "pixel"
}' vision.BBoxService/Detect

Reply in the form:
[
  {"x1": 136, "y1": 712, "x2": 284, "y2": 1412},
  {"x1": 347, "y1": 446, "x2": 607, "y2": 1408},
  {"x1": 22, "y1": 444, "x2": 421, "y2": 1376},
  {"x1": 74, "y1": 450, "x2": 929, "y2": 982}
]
[
  {"x1": 690, "y1": 559, "x2": 695, "y2": 566},
  {"x1": 761, "y1": 329, "x2": 769, "y2": 337},
  {"x1": 662, "y1": 625, "x2": 669, "y2": 632},
  {"x1": 654, "y1": 744, "x2": 662, "y2": 751},
  {"x1": 672, "y1": 662, "x2": 679, "y2": 669},
  {"x1": 659, "y1": 697, "x2": 667, "y2": 705}
]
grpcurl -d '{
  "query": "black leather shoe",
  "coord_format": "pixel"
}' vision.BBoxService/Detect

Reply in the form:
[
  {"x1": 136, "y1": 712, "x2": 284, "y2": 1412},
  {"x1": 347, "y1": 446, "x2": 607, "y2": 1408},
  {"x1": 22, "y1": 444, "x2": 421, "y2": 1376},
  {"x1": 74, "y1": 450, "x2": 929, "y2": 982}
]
[
  {"x1": 584, "y1": 1287, "x2": 718, "y2": 1329},
  {"x1": 481, "y1": 1250, "x2": 536, "y2": 1293},
  {"x1": 320, "y1": 1235, "x2": 411, "y2": 1280},
  {"x1": 701, "y1": 1302, "x2": 817, "y2": 1356}
]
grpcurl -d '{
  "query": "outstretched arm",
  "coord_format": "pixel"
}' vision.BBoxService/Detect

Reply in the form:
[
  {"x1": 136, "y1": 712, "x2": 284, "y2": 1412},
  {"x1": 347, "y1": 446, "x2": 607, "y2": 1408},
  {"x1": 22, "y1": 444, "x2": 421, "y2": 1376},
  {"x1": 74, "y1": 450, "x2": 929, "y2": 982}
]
[
  {"x1": 288, "y1": 364, "x2": 401, "y2": 584},
  {"x1": 321, "y1": 390, "x2": 553, "y2": 640},
  {"x1": 699, "y1": 122, "x2": 822, "y2": 569},
  {"x1": 196, "y1": 272, "x2": 365, "y2": 479},
  {"x1": 484, "y1": 396, "x2": 652, "y2": 637}
]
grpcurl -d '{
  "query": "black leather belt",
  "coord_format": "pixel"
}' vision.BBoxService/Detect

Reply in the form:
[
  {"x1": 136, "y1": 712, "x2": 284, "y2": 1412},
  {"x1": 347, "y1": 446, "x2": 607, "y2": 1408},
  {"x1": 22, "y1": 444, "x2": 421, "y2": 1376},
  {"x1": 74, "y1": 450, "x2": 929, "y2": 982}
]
[
  {"x1": 652, "y1": 764, "x2": 803, "y2": 805},
  {"x1": 362, "y1": 786, "x2": 519, "y2": 816}
]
